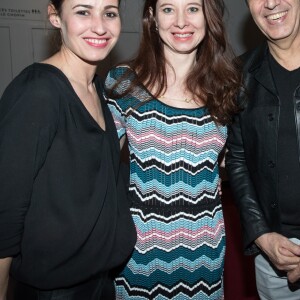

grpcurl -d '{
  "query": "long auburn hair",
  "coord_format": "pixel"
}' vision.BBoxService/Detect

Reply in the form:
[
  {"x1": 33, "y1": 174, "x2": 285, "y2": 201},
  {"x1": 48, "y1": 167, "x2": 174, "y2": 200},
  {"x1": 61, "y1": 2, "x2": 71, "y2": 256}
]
[{"x1": 108, "y1": 0, "x2": 241, "y2": 125}]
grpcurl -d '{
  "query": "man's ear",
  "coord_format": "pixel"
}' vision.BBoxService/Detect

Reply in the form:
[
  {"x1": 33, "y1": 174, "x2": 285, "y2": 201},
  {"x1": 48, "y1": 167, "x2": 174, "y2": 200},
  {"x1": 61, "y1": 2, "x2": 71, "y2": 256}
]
[{"x1": 48, "y1": 4, "x2": 61, "y2": 28}]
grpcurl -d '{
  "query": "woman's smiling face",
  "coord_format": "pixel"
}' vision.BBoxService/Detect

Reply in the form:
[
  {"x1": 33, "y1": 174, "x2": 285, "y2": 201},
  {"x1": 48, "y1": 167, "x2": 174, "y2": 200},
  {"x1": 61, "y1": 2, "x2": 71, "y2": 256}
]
[
  {"x1": 155, "y1": 0, "x2": 206, "y2": 55},
  {"x1": 50, "y1": 0, "x2": 121, "y2": 63}
]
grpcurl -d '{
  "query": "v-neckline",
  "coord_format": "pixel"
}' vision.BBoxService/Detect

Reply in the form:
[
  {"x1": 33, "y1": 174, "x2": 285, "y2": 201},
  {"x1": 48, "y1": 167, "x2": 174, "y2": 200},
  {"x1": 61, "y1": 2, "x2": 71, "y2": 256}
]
[{"x1": 36, "y1": 63, "x2": 107, "y2": 133}]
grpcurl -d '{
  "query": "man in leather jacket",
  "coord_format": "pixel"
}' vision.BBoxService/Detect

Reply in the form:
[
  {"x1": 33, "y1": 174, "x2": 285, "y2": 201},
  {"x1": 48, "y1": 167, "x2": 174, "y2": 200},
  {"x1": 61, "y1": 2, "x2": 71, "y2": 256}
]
[{"x1": 226, "y1": 0, "x2": 300, "y2": 299}]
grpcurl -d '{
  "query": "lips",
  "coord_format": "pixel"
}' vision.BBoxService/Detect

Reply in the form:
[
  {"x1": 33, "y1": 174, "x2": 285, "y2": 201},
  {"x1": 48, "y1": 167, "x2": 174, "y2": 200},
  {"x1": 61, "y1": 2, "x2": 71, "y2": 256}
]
[
  {"x1": 83, "y1": 37, "x2": 111, "y2": 49},
  {"x1": 266, "y1": 11, "x2": 288, "y2": 21},
  {"x1": 173, "y1": 33, "x2": 193, "y2": 38},
  {"x1": 84, "y1": 38, "x2": 108, "y2": 45}
]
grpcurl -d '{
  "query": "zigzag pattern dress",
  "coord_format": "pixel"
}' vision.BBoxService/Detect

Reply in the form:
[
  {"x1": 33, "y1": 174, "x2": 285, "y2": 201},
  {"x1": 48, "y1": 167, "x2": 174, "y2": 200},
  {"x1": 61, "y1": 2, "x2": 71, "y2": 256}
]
[{"x1": 105, "y1": 66, "x2": 226, "y2": 300}]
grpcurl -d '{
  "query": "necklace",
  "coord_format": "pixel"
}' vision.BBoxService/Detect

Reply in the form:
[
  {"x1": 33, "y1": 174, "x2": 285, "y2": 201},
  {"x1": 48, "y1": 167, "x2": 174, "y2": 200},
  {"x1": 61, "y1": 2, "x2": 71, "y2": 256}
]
[{"x1": 159, "y1": 95, "x2": 194, "y2": 103}]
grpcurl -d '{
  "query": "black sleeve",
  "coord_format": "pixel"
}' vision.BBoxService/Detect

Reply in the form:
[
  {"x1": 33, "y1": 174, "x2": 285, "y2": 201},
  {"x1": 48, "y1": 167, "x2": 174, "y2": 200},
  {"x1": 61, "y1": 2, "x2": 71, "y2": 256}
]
[
  {"x1": 226, "y1": 111, "x2": 270, "y2": 255},
  {"x1": 0, "y1": 71, "x2": 60, "y2": 257}
]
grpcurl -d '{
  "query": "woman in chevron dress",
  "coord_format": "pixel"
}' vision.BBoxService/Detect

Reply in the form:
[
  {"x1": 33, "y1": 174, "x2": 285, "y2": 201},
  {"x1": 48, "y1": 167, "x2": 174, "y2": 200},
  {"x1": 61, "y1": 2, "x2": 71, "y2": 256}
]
[{"x1": 105, "y1": 0, "x2": 241, "y2": 298}]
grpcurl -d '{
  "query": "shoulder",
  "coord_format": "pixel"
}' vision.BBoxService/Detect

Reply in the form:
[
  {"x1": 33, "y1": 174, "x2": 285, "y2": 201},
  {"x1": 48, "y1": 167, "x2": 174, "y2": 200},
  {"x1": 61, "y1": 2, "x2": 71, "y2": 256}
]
[
  {"x1": 107, "y1": 65, "x2": 133, "y2": 79},
  {"x1": 3, "y1": 63, "x2": 67, "y2": 100},
  {"x1": 0, "y1": 64, "x2": 64, "y2": 123},
  {"x1": 238, "y1": 42, "x2": 268, "y2": 72},
  {"x1": 104, "y1": 65, "x2": 136, "y2": 96}
]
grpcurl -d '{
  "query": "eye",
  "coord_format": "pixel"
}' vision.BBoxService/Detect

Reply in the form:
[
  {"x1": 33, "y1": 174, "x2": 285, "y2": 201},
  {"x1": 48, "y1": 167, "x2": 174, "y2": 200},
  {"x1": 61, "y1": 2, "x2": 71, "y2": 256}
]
[
  {"x1": 76, "y1": 10, "x2": 89, "y2": 16},
  {"x1": 104, "y1": 11, "x2": 120, "y2": 18},
  {"x1": 188, "y1": 6, "x2": 200, "y2": 13},
  {"x1": 162, "y1": 7, "x2": 173, "y2": 14}
]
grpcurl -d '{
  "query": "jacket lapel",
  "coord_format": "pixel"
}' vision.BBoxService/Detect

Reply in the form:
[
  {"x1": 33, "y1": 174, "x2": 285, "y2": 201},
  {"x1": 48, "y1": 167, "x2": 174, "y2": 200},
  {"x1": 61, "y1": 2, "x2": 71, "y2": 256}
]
[{"x1": 249, "y1": 43, "x2": 278, "y2": 99}]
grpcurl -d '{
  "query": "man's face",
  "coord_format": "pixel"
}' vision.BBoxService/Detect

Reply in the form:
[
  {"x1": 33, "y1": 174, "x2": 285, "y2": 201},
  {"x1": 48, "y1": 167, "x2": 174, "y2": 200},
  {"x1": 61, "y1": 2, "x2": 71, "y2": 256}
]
[{"x1": 247, "y1": 0, "x2": 300, "y2": 44}]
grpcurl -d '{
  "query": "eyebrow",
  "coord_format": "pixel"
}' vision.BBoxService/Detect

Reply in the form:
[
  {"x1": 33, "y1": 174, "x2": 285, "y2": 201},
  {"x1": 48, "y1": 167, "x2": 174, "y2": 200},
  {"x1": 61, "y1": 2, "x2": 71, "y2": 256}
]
[
  {"x1": 72, "y1": 4, "x2": 119, "y2": 9},
  {"x1": 72, "y1": 4, "x2": 92, "y2": 9},
  {"x1": 105, "y1": 5, "x2": 119, "y2": 9},
  {"x1": 186, "y1": 2, "x2": 202, "y2": 6},
  {"x1": 159, "y1": 2, "x2": 202, "y2": 7}
]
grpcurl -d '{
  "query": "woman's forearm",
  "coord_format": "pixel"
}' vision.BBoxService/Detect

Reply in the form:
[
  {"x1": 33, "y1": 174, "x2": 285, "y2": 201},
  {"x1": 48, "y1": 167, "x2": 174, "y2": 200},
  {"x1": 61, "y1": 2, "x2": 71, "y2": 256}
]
[{"x1": 0, "y1": 257, "x2": 12, "y2": 300}]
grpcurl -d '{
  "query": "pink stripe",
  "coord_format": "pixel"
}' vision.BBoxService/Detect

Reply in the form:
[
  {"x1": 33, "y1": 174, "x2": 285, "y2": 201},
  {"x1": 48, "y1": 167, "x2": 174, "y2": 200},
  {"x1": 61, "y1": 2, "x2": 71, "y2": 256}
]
[
  {"x1": 127, "y1": 131, "x2": 224, "y2": 147},
  {"x1": 136, "y1": 223, "x2": 224, "y2": 243}
]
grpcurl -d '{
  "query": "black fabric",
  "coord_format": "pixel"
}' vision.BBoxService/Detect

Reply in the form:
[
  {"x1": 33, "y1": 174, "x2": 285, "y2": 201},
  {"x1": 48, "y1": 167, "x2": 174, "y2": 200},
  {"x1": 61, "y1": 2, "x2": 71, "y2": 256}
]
[
  {"x1": 269, "y1": 54, "x2": 300, "y2": 238},
  {"x1": 226, "y1": 42, "x2": 300, "y2": 255},
  {"x1": 0, "y1": 63, "x2": 136, "y2": 289},
  {"x1": 12, "y1": 273, "x2": 115, "y2": 300}
]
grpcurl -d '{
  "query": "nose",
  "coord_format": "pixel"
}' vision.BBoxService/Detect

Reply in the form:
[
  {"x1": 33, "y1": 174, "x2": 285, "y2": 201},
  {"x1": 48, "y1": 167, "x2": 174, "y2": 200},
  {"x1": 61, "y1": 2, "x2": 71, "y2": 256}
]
[
  {"x1": 175, "y1": 11, "x2": 188, "y2": 29},
  {"x1": 91, "y1": 15, "x2": 106, "y2": 34},
  {"x1": 265, "y1": 0, "x2": 280, "y2": 9}
]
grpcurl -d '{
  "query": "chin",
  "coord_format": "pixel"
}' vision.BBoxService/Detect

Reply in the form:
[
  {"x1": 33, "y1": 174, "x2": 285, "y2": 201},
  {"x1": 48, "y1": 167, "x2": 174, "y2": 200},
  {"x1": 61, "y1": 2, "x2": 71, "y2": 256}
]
[
  {"x1": 81, "y1": 55, "x2": 108, "y2": 65},
  {"x1": 174, "y1": 47, "x2": 197, "y2": 54}
]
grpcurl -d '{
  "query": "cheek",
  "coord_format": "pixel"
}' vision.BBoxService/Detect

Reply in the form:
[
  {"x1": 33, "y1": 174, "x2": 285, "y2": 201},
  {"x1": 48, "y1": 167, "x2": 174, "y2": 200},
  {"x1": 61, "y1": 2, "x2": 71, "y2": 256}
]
[
  {"x1": 105, "y1": 19, "x2": 121, "y2": 37},
  {"x1": 64, "y1": 20, "x2": 84, "y2": 36},
  {"x1": 157, "y1": 15, "x2": 174, "y2": 30},
  {"x1": 195, "y1": 21, "x2": 206, "y2": 36},
  {"x1": 197, "y1": 17, "x2": 206, "y2": 29},
  {"x1": 248, "y1": 5, "x2": 259, "y2": 21},
  {"x1": 157, "y1": 29, "x2": 170, "y2": 44},
  {"x1": 157, "y1": 23, "x2": 173, "y2": 40},
  {"x1": 60, "y1": 26, "x2": 69, "y2": 44},
  {"x1": 114, "y1": 21, "x2": 121, "y2": 36}
]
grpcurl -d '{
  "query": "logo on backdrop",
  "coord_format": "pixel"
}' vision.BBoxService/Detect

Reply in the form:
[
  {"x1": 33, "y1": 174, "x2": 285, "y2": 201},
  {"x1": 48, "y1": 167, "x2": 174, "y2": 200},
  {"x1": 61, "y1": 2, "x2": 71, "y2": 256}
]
[
  {"x1": 0, "y1": 8, "x2": 41, "y2": 20},
  {"x1": 0, "y1": 0, "x2": 47, "y2": 21}
]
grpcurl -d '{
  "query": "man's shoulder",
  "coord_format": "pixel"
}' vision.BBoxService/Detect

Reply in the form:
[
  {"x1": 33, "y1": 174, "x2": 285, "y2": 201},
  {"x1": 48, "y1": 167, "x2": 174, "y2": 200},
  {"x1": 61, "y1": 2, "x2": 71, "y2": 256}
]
[{"x1": 238, "y1": 42, "x2": 268, "y2": 71}]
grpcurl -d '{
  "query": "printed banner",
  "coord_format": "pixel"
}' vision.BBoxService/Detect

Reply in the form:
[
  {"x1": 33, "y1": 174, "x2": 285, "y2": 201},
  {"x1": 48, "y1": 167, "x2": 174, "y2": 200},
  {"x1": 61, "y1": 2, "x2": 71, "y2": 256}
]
[{"x1": 0, "y1": 0, "x2": 48, "y2": 21}]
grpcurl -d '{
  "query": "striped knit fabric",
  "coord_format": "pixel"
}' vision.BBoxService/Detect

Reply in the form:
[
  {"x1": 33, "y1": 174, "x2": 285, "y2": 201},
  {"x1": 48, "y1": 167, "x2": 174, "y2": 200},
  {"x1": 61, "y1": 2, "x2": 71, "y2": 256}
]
[{"x1": 105, "y1": 67, "x2": 226, "y2": 300}]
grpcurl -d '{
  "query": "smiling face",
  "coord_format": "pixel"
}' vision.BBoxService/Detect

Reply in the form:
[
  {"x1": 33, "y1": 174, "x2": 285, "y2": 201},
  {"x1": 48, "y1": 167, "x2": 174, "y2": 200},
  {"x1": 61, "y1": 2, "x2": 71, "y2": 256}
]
[
  {"x1": 247, "y1": 0, "x2": 300, "y2": 45},
  {"x1": 49, "y1": 0, "x2": 121, "y2": 63},
  {"x1": 154, "y1": 0, "x2": 206, "y2": 56}
]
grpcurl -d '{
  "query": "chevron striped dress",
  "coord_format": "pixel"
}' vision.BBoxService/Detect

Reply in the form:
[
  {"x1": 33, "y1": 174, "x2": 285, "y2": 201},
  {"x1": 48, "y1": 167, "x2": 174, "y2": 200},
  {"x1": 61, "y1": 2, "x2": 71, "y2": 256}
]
[{"x1": 105, "y1": 67, "x2": 226, "y2": 300}]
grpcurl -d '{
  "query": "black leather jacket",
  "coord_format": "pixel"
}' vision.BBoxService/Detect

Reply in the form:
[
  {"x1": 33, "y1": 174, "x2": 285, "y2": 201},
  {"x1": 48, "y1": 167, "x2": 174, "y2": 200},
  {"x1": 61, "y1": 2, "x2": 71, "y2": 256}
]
[{"x1": 226, "y1": 42, "x2": 300, "y2": 255}]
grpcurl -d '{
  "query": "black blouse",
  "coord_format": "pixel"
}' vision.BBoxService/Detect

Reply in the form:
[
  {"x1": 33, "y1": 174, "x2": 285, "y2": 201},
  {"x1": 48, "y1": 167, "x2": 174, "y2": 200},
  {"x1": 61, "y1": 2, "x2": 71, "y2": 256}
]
[{"x1": 0, "y1": 63, "x2": 135, "y2": 289}]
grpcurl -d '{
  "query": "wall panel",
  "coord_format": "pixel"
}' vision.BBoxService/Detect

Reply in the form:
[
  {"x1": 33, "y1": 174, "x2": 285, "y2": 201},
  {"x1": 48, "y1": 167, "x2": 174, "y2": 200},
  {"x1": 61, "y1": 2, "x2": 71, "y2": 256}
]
[{"x1": 0, "y1": 26, "x2": 12, "y2": 95}]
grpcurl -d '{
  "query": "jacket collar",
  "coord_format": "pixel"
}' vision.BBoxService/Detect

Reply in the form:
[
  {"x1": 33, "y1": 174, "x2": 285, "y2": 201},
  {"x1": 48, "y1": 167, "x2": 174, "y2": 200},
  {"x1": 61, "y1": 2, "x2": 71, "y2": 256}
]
[{"x1": 247, "y1": 41, "x2": 278, "y2": 96}]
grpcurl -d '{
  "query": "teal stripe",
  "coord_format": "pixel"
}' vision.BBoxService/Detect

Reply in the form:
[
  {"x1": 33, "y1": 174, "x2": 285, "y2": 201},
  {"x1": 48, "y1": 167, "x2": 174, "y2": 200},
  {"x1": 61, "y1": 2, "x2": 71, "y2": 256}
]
[
  {"x1": 129, "y1": 147, "x2": 218, "y2": 164},
  {"x1": 132, "y1": 210, "x2": 224, "y2": 233},
  {"x1": 131, "y1": 167, "x2": 218, "y2": 187},
  {"x1": 130, "y1": 241, "x2": 225, "y2": 264},
  {"x1": 122, "y1": 259, "x2": 225, "y2": 288},
  {"x1": 127, "y1": 248, "x2": 226, "y2": 275}
]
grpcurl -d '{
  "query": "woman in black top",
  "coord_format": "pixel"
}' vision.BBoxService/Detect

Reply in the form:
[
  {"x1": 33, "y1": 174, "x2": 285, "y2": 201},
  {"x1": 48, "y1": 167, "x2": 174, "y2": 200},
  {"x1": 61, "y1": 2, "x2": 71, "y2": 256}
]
[{"x1": 0, "y1": 0, "x2": 136, "y2": 299}]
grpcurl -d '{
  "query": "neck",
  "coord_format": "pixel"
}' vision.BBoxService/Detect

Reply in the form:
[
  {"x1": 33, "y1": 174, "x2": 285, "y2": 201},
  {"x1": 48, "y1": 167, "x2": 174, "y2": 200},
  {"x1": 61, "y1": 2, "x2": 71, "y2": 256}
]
[
  {"x1": 160, "y1": 50, "x2": 197, "y2": 103},
  {"x1": 164, "y1": 47, "x2": 197, "y2": 79},
  {"x1": 268, "y1": 35, "x2": 300, "y2": 71},
  {"x1": 44, "y1": 49, "x2": 97, "y2": 88}
]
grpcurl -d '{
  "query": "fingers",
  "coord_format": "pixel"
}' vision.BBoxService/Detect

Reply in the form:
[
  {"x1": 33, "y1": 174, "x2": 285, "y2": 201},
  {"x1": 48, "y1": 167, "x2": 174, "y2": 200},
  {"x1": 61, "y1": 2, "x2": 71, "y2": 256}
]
[
  {"x1": 274, "y1": 242, "x2": 300, "y2": 271},
  {"x1": 287, "y1": 265, "x2": 300, "y2": 283},
  {"x1": 271, "y1": 257, "x2": 299, "y2": 272},
  {"x1": 281, "y1": 240, "x2": 300, "y2": 256},
  {"x1": 271, "y1": 249, "x2": 300, "y2": 271},
  {"x1": 278, "y1": 247, "x2": 300, "y2": 265},
  {"x1": 256, "y1": 233, "x2": 300, "y2": 272},
  {"x1": 279, "y1": 247, "x2": 295, "y2": 257}
]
